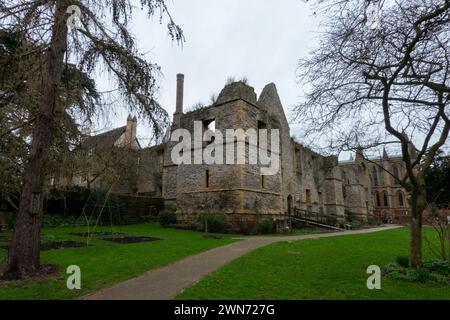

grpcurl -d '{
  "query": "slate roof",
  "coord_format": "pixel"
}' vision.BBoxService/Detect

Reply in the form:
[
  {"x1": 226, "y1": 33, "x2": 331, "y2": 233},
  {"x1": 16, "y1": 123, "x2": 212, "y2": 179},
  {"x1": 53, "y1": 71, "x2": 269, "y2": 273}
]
[{"x1": 81, "y1": 126, "x2": 126, "y2": 150}]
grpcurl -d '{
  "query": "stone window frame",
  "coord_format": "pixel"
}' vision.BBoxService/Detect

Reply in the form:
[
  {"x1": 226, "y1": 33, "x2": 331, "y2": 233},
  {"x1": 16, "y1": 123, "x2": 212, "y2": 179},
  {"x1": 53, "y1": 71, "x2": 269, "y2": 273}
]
[
  {"x1": 375, "y1": 191, "x2": 381, "y2": 207},
  {"x1": 397, "y1": 190, "x2": 405, "y2": 207},
  {"x1": 382, "y1": 190, "x2": 390, "y2": 207},
  {"x1": 392, "y1": 164, "x2": 401, "y2": 186},
  {"x1": 372, "y1": 166, "x2": 379, "y2": 186}
]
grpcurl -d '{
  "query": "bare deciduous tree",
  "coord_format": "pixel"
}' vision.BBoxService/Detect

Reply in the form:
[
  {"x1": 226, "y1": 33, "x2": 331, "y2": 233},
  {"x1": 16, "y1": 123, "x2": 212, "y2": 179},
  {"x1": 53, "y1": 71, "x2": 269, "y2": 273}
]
[
  {"x1": 424, "y1": 205, "x2": 449, "y2": 261},
  {"x1": 295, "y1": 0, "x2": 450, "y2": 267}
]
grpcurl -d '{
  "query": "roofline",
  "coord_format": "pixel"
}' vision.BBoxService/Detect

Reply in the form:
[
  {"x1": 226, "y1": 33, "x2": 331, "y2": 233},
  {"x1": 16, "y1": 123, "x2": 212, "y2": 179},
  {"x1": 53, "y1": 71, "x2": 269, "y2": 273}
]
[{"x1": 338, "y1": 155, "x2": 403, "y2": 165}]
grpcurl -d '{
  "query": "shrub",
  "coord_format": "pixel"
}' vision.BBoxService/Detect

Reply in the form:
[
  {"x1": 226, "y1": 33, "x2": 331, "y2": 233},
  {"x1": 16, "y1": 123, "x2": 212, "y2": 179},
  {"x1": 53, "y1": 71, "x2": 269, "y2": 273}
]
[
  {"x1": 2, "y1": 212, "x2": 16, "y2": 230},
  {"x1": 158, "y1": 211, "x2": 177, "y2": 227},
  {"x1": 422, "y1": 260, "x2": 450, "y2": 277},
  {"x1": 396, "y1": 255, "x2": 410, "y2": 268},
  {"x1": 383, "y1": 262, "x2": 402, "y2": 274},
  {"x1": 200, "y1": 213, "x2": 230, "y2": 234},
  {"x1": 413, "y1": 267, "x2": 431, "y2": 283},
  {"x1": 383, "y1": 263, "x2": 413, "y2": 281},
  {"x1": 384, "y1": 261, "x2": 449, "y2": 286},
  {"x1": 257, "y1": 218, "x2": 275, "y2": 234},
  {"x1": 42, "y1": 214, "x2": 76, "y2": 228}
]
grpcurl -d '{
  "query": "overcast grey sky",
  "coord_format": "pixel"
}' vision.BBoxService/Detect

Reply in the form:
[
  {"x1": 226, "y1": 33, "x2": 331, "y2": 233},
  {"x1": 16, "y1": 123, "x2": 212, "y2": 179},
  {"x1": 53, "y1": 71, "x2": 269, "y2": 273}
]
[{"x1": 94, "y1": 0, "x2": 319, "y2": 144}]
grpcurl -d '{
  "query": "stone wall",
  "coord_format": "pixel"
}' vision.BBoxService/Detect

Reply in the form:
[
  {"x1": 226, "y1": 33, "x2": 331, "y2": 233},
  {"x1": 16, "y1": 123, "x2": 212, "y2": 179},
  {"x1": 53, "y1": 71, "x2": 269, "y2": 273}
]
[
  {"x1": 163, "y1": 81, "x2": 349, "y2": 227},
  {"x1": 116, "y1": 78, "x2": 419, "y2": 228},
  {"x1": 137, "y1": 145, "x2": 164, "y2": 196},
  {"x1": 169, "y1": 83, "x2": 284, "y2": 224}
]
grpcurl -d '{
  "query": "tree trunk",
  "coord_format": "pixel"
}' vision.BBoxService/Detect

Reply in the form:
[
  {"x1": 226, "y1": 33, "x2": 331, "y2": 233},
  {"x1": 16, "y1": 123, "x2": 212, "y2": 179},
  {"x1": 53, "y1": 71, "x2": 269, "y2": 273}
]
[
  {"x1": 0, "y1": 0, "x2": 69, "y2": 277},
  {"x1": 410, "y1": 188, "x2": 426, "y2": 268},
  {"x1": 447, "y1": 222, "x2": 450, "y2": 261}
]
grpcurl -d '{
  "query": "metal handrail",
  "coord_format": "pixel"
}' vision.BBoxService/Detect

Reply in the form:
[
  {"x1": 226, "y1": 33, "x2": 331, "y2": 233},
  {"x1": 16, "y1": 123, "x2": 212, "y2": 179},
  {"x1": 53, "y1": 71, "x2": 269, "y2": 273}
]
[{"x1": 291, "y1": 207, "x2": 341, "y2": 229}]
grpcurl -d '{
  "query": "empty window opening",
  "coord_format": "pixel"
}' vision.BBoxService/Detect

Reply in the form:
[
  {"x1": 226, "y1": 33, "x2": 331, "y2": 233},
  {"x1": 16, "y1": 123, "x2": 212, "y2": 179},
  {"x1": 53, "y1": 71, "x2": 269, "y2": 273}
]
[
  {"x1": 205, "y1": 170, "x2": 210, "y2": 188},
  {"x1": 203, "y1": 119, "x2": 215, "y2": 132},
  {"x1": 257, "y1": 121, "x2": 267, "y2": 147},
  {"x1": 261, "y1": 175, "x2": 266, "y2": 188},
  {"x1": 258, "y1": 120, "x2": 267, "y2": 130},
  {"x1": 305, "y1": 189, "x2": 312, "y2": 206}
]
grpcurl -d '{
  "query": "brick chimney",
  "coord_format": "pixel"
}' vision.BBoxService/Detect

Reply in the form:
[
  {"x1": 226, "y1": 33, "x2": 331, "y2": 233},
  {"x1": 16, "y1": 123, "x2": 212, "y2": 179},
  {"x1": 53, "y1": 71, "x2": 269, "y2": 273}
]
[
  {"x1": 126, "y1": 115, "x2": 137, "y2": 147},
  {"x1": 175, "y1": 73, "x2": 184, "y2": 114}
]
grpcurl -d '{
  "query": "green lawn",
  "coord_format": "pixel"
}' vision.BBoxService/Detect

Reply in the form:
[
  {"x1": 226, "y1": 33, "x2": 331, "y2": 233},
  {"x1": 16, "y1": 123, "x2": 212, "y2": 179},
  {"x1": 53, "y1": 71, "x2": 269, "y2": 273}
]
[
  {"x1": 0, "y1": 223, "x2": 236, "y2": 300},
  {"x1": 176, "y1": 227, "x2": 450, "y2": 300}
]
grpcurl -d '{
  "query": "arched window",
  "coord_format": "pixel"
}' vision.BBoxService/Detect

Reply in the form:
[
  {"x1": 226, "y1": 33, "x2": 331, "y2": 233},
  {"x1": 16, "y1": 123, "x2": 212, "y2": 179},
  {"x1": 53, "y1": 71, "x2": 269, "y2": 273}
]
[
  {"x1": 372, "y1": 166, "x2": 379, "y2": 186},
  {"x1": 383, "y1": 191, "x2": 389, "y2": 207},
  {"x1": 393, "y1": 165, "x2": 400, "y2": 186},
  {"x1": 375, "y1": 191, "x2": 381, "y2": 207},
  {"x1": 378, "y1": 167, "x2": 385, "y2": 186},
  {"x1": 397, "y1": 191, "x2": 405, "y2": 207}
]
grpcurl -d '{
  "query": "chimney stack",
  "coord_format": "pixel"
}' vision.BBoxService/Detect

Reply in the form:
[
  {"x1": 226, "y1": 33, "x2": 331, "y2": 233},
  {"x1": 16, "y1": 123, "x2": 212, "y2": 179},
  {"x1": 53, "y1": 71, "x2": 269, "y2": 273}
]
[
  {"x1": 126, "y1": 114, "x2": 137, "y2": 147},
  {"x1": 175, "y1": 73, "x2": 184, "y2": 114}
]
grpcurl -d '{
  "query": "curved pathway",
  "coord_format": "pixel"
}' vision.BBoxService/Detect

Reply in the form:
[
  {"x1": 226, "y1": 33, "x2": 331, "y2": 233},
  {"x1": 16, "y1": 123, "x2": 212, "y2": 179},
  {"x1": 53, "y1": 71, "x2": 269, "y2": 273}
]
[{"x1": 84, "y1": 225, "x2": 401, "y2": 300}]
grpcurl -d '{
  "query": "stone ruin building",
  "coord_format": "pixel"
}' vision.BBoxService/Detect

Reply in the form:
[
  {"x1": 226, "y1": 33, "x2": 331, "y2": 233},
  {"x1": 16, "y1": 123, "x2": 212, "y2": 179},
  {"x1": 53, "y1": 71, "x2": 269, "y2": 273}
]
[{"x1": 68, "y1": 74, "x2": 412, "y2": 228}]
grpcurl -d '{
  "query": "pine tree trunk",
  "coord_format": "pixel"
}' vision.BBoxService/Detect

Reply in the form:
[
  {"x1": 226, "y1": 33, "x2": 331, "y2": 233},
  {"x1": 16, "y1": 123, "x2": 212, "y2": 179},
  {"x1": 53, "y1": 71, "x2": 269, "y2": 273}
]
[
  {"x1": 0, "y1": 0, "x2": 69, "y2": 277},
  {"x1": 410, "y1": 188, "x2": 426, "y2": 268}
]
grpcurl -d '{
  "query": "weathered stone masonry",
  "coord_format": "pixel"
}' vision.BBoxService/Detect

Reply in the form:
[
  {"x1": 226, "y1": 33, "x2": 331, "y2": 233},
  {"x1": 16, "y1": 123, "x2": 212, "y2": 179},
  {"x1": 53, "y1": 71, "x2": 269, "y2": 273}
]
[
  {"x1": 157, "y1": 75, "x2": 374, "y2": 226},
  {"x1": 75, "y1": 74, "x2": 411, "y2": 227}
]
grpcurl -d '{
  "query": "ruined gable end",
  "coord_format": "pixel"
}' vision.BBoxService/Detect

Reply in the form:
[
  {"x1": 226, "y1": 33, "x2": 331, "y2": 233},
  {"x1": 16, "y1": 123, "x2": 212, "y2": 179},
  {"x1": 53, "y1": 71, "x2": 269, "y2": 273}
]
[{"x1": 258, "y1": 83, "x2": 289, "y2": 127}]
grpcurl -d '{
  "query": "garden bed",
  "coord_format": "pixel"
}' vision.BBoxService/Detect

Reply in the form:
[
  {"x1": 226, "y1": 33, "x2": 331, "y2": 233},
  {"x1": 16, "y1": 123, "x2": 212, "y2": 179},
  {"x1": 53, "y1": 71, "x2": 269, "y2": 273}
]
[
  {"x1": 69, "y1": 231, "x2": 125, "y2": 237},
  {"x1": 1, "y1": 241, "x2": 87, "y2": 251},
  {"x1": 41, "y1": 241, "x2": 87, "y2": 251},
  {"x1": 102, "y1": 236, "x2": 162, "y2": 244}
]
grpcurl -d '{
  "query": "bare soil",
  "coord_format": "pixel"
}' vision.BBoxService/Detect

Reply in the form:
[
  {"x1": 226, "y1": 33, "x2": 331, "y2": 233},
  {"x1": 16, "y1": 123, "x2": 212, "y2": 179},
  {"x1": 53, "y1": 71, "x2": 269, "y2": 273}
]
[
  {"x1": 69, "y1": 231, "x2": 125, "y2": 237},
  {"x1": 40, "y1": 241, "x2": 87, "y2": 251},
  {"x1": 101, "y1": 236, "x2": 162, "y2": 244}
]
